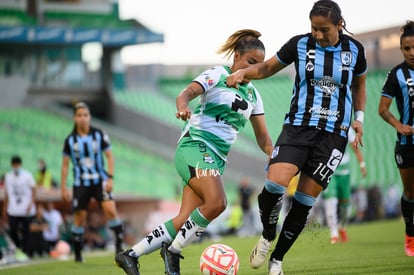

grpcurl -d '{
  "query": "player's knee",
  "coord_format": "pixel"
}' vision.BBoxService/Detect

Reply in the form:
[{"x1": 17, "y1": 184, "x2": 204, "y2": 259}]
[{"x1": 206, "y1": 197, "x2": 227, "y2": 218}]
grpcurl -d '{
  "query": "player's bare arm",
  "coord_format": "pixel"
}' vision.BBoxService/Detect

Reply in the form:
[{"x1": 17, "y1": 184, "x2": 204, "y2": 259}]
[{"x1": 176, "y1": 82, "x2": 203, "y2": 121}]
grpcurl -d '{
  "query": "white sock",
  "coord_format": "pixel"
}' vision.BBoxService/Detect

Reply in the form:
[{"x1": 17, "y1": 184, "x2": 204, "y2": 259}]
[
  {"x1": 132, "y1": 223, "x2": 173, "y2": 256},
  {"x1": 169, "y1": 209, "x2": 209, "y2": 254},
  {"x1": 324, "y1": 198, "x2": 339, "y2": 238}
]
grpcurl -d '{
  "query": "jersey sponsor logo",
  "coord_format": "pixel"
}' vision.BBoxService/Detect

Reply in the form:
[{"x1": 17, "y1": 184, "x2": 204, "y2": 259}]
[
  {"x1": 81, "y1": 173, "x2": 99, "y2": 180},
  {"x1": 308, "y1": 106, "x2": 340, "y2": 120},
  {"x1": 310, "y1": 76, "x2": 344, "y2": 97},
  {"x1": 195, "y1": 161, "x2": 221, "y2": 178},
  {"x1": 327, "y1": 149, "x2": 343, "y2": 171},
  {"x1": 396, "y1": 153, "x2": 403, "y2": 165},
  {"x1": 306, "y1": 49, "x2": 315, "y2": 71},
  {"x1": 271, "y1": 146, "x2": 280, "y2": 159},
  {"x1": 313, "y1": 149, "x2": 342, "y2": 182},
  {"x1": 340, "y1": 125, "x2": 349, "y2": 132},
  {"x1": 306, "y1": 49, "x2": 316, "y2": 59},
  {"x1": 203, "y1": 75, "x2": 214, "y2": 87},
  {"x1": 81, "y1": 157, "x2": 94, "y2": 168}
]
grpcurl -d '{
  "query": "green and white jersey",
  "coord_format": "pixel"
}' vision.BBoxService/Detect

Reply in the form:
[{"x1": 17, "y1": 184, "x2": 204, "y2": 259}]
[{"x1": 179, "y1": 65, "x2": 265, "y2": 161}]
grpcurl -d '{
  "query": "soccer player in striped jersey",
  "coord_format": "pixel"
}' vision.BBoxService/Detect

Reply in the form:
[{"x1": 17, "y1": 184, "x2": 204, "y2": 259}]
[
  {"x1": 378, "y1": 20, "x2": 414, "y2": 257},
  {"x1": 61, "y1": 102, "x2": 124, "y2": 262},
  {"x1": 115, "y1": 29, "x2": 273, "y2": 275},
  {"x1": 227, "y1": 1, "x2": 367, "y2": 274}
]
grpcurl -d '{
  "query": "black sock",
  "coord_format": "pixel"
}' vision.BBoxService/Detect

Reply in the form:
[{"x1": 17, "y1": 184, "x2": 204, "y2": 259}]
[
  {"x1": 72, "y1": 233, "x2": 83, "y2": 259},
  {"x1": 401, "y1": 196, "x2": 414, "y2": 236},
  {"x1": 110, "y1": 224, "x2": 124, "y2": 250},
  {"x1": 271, "y1": 198, "x2": 311, "y2": 261},
  {"x1": 258, "y1": 187, "x2": 283, "y2": 241}
]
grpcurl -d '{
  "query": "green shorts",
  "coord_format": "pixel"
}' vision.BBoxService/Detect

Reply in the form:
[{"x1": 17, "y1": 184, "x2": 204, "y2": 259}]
[
  {"x1": 175, "y1": 136, "x2": 225, "y2": 185},
  {"x1": 323, "y1": 173, "x2": 351, "y2": 200}
]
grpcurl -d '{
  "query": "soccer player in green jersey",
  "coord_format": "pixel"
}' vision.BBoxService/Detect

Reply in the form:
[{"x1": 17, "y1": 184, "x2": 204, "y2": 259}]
[{"x1": 115, "y1": 29, "x2": 273, "y2": 275}]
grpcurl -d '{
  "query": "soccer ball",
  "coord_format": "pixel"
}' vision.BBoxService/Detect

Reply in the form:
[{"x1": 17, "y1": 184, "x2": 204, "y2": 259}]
[{"x1": 199, "y1": 243, "x2": 240, "y2": 275}]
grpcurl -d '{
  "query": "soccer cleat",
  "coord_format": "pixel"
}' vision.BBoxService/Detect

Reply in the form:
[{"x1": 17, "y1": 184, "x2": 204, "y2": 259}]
[
  {"x1": 75, "y1": 255, "x2": 83, "y2": 263},
  {"x1": 115, "y1": 249, "x2": 140, "y2": 275},
  {"x1": 339, "y1": 229, "x2": 348, "y2": 243},
  {"x1": 250, "y1": 235, "x2": 273, "y2": 269},
  {"x1": 160, "y1": 242, "x2": 184, "y2": 275},
  {"x1": 330, "y1": 236, "x2": 339, "y2": 244},
  {"x1": 74, "y1": 250, "x2": 83, "y2": 263},
  {"x1": 405, "y1": 235, "x2": 414, "y2": 256},
  {"x1": 268, "y1": 258, "x2": 284, "y2": 275}
]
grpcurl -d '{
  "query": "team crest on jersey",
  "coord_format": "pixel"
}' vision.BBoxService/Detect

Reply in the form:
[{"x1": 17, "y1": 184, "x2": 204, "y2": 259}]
[
  {"x1": 306, "y1": 61, "x2": 314, "y2": 72},
  {"x1": 247, "y1": 88, "x2": 254, "y2": 101},
  {"x1": 341, "y1": 51, "x2": 352, "y2": 66},
  {"x1": 407, "y1": 78, "x2": 414, "y2": 96},
  {"x1": 203, "y1": 153, "x2": 215, "y2": 164},
  {"x1": 310, "y1": 76, "x2": 344, "y2": 97}
]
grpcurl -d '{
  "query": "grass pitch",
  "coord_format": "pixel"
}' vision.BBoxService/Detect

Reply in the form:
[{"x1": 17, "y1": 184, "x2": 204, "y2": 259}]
[{"x1": 1, "y1": 218, "x2": 412, "y2": 274}]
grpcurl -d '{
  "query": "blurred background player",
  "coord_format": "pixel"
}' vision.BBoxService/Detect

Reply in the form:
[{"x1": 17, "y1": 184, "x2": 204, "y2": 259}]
[
  {"x1": 35, "y1": 159, "x2": 57, "y2": 190},
  {"x1": 61, "y1": 102, "x2": 124, "y2": 262},
  {"x1": 322, "y1": 127, "x2": 367, "y2": 244},
  {"x1": 115, "y1": 29, "x2": 273, "y2": 275},
  {"x1": 2, "y1": 155, "x2": 36, "y2": 257},
  {"x1": 237, "y1": 177, "x2": 256, "y2": 237},
  {"x1": 378, "y1": 20, "x2": 414, "y2": 256},
  {"x1": 42, "y1": 202, "x2": 63, "y2": 254},
  {"x1": 28, "y1": 204, "x2": 48, "y2": 258}
]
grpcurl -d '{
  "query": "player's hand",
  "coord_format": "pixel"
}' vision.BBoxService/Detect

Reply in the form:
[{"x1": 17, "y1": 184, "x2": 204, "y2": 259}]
[
  {"x1": 352, "y1": 120, "x2": 363, "y2": 149},
  {"x1": 226, "y1": 69, "x2": 246, "y2": 89},
  {"x1": 176, "y1": 108, "x2": 191, "y2": 121},
  {"x1": 396, "y1": 124, "x2": 414, "y2": 136},
  {"x1": 61, "y1": 188, "x2": 71, "y2": 202},
  {"x1": 360, "y1": 166, "x2": 367, "y2": 178},
  {"x1": 105, "y1": 178, "x2": 113, "y2": 193}
]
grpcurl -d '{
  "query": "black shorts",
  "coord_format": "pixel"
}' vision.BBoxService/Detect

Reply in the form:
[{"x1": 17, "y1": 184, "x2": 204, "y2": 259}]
[
  {"x1": 72, "y1": 183, "x2": 113, "y2": 211},
  {"x1": 395, "y1": 143, "x2": 414, "y2": 168},
  {"x1": 269, "y1": 124, "x2": 347, "y2": 189}
]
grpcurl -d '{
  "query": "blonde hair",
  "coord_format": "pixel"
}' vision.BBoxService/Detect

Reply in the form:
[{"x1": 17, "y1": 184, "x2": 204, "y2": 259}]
[{"x1": 217, "y1": 29, "x2": 264, "y2": 60}]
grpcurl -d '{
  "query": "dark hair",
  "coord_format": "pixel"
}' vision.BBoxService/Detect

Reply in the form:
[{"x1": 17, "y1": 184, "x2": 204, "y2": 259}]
[
  {"x1": 400, "y1": 20, "x2": 414, "y2": 45},
  {"x1": 217, "y1": 29, "x2": 265, "y2": 60},
  {"x1": 11, "y1": 155, "x2": 22, "y2": 165},
  {"x1": 310, "y1": 0, "x2": 353, "y2": 35},
  {"x1": 73, "y1": 101, "x2": 89, "y2": 114}
]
